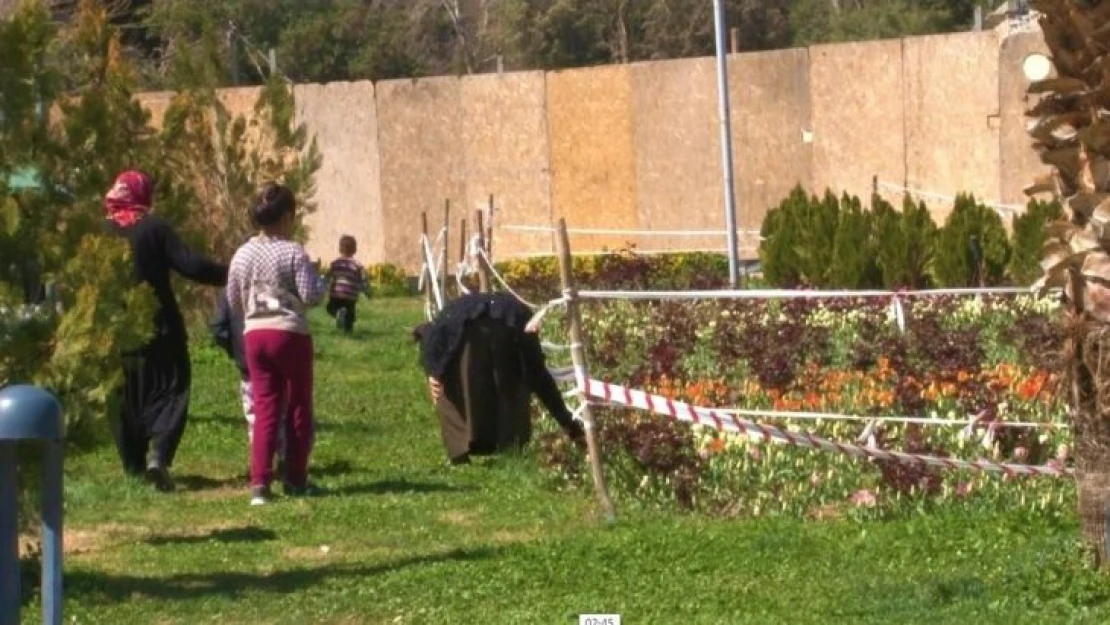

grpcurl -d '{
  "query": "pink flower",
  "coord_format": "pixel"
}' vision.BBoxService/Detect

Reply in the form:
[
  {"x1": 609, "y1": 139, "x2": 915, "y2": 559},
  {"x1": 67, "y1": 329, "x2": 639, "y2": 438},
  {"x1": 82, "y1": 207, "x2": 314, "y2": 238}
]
[
  {"x1": 748, "y1": 446, "x2": 762, "y2": 462},
  {"x1": 1013, "y1": 446, "x2": 1029, "y2": 462},
  {"x1": 955, "y1": 482, "x2": 973, "y2": 498},
  {"x1": 851, "y1": 489, "x2": 877, "y2": 508}
]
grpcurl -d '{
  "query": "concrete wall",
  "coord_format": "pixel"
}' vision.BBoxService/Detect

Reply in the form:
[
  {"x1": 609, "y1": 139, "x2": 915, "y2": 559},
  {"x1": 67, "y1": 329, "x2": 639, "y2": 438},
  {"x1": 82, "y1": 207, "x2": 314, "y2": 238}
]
[
  {"x1": 135, "y1": 28, "x2": 1048, "y2": 273},
  {"x1": 998, "y1": 31, "x2": 1051, "y2": 210}
]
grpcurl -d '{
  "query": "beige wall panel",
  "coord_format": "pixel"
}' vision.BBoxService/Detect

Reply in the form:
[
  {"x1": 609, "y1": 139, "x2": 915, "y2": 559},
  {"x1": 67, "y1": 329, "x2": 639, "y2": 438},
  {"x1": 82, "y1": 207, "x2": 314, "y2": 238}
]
[
  {"x1": 459, "y1": 71, "x2": 554, "y2": 259},
  {"x1": 630, "y1": 57, "x2": 727, "y2": 254},
  {"x1": 728, "y1": 48, "x2": 813, "y2": 256},
  {"x1": 998, "y1": 31, "x2": 1052, "y2": 212},
  {"x1": 904, "y1": 31, "x2": 1001, "y2": 224},
  {"x1": 376, "y1": 76, "x2": 465, "y2": 273},
  {"x1": 809, "y1": 39, "x2": 907, "y2": 209},
  {"x1": 546, "y1": 64, "x2": 639, "y2": 253},
  {"x1": 295, "y1": 81, "x2": 384, "y2": 266}
]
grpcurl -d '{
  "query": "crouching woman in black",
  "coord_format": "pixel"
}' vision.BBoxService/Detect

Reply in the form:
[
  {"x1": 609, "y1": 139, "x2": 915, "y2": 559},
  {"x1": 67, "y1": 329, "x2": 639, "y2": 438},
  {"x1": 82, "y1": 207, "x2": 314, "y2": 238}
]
[{"x1": 413, "y1": 292, "x2": 585, "y2": 464}]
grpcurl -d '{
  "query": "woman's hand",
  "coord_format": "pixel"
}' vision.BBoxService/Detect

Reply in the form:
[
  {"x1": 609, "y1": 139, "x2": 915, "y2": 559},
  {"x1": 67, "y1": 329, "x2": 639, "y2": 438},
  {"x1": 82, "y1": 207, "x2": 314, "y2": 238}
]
[{"x1": 428, "y1": 377, "x2": 443, "y2": 402}]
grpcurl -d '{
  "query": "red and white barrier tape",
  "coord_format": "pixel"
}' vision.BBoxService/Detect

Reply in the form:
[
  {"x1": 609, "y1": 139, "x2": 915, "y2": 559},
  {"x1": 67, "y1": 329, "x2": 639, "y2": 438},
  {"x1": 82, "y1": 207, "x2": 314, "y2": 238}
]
[{"x1": 582, "y1": 378, "x2": 1071, "y2": 478}]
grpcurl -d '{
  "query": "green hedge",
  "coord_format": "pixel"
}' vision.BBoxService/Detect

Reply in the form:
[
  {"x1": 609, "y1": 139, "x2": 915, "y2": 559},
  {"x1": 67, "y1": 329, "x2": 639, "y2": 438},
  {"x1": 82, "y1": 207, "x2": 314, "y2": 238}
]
[{"x1": 759, "y1": 185, "x2": 1061, "y2": 289}]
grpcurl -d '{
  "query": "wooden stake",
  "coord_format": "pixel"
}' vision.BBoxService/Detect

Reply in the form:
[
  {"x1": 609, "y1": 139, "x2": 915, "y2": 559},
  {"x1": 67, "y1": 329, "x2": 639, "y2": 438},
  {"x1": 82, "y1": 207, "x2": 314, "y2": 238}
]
[
  {"x1": 476, "y1": 209, "x2": 491, "y2": 293},
  {"x1": 421, "y1": 211, "x2": 432, "y2": 313},
  {"x1": 556, "y1": 218, "x2": 617, "y2": 523},
  {"x1": 459, "y1": 218, "x2": 468, "y2": 264},
  {"x1": 442, "y1": 199, "x2": 451, "y2": 300},
  {"x1": 486, "y1": 194, "x2": 495, "y2": 260}
]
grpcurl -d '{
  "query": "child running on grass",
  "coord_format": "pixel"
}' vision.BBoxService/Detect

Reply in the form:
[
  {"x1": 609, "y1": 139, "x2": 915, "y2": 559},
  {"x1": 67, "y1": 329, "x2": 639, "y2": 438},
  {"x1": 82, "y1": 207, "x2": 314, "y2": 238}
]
[
  {"x1": 325, "y1": 235, "x2": 370, "y2": 333},
  {"x1": 226, "y1": 183, "x2": 326, "y2": 505}
]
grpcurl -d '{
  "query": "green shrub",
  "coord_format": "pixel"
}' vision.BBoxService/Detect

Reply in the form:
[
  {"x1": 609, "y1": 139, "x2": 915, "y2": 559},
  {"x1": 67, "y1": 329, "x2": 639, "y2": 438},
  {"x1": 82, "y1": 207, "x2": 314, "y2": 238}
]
[
  {"x1": 829, "y1": 193, "x2": 880, "y2": 288},
  {"x1": 872, "y1": 195, "x2": 937, "y2": 289},
  {"x1": 368, "y1": 263, "x2": 410, "y2": 297},
  {"x1": 796, "y1": 190, "x2": 840, "y2": 286},
  {"x1": 1009, "y1": 198, "x2": 1064, "y2": 286},
  {"x1": 494, "y1": 250, "x2": 731, "y2": 302},
  {"x1": 931, "y1": 194, "x2": 1012, "y2": 287},
  {"x1": 758, "y1": 185, "x2": 807, "y2": 287}
]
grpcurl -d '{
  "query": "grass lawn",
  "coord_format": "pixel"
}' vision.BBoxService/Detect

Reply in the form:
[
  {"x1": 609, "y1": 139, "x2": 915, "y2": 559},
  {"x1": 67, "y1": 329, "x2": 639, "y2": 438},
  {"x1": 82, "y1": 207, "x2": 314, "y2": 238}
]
[{"x1": 17, "y1": 298, "x2": 1110, "y2": 624}]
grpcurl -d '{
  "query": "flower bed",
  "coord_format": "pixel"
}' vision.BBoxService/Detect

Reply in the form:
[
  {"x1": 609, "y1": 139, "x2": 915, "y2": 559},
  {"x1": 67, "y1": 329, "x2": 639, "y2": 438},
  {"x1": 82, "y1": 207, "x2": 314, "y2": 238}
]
[{"x1": 535, "y1": 292, "x2": 1073, "y2": 519}]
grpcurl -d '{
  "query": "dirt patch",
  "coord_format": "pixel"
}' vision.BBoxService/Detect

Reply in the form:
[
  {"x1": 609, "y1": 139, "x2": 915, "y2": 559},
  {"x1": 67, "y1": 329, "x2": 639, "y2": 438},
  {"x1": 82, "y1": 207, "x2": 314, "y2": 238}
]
[
  {"x1": 490, "y1": 528, "x2": 541, "y2": 544},
  {"x1": 283, "y1": 545, "x2": 335, "y2": 561},
  {"x1": 438, "y1": 510, "x2": 478, "y2": 526},
  {"x1": 807, "y1": 503, "x2": 846, "y2": 521},
  {"x1": 19, "y1": 522, "x2": 141, "y2": 558}
]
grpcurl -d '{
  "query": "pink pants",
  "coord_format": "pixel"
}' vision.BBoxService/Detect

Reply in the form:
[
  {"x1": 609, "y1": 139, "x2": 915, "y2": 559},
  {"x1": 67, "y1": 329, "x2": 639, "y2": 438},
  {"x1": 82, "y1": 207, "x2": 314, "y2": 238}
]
[{"x1": 244, "y1": 329, "x2": 315, "y2": 488}]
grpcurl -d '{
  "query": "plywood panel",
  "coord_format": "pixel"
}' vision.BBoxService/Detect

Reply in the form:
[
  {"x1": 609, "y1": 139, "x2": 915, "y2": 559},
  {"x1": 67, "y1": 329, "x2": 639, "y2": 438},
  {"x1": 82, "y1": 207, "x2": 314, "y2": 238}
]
[
  {"x1": 376, "y1": 76, "x2": 464, "y2": 272},
  {"x1": 295, "y1": 81, "x2": 383, "y2": 266},
  {"x1": 729, "y1": 48, "x2": 813, "y2": 256},
  {"x1": 904, "y1": 31, "x2": 1002, "y2": 224},
  {"x1": 459, "y1": 71, "x2": 553, "y2": 259},
  {"x1": 809, "y1": 39, "x2": 906, "y2": 209},
  {"x1": 630, "y1": 57, "x2": 727, "y2": 255},
  {"x1": 546, "y1": 64, "x2": 639, "y2": 253}
]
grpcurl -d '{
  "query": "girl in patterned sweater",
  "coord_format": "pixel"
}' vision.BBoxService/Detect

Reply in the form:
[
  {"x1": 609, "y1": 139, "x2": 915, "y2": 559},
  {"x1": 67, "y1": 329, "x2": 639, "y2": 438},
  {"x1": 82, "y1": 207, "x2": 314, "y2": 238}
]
[{"x1": 226, "y1": 183, "x2": 327, "y2": 505}]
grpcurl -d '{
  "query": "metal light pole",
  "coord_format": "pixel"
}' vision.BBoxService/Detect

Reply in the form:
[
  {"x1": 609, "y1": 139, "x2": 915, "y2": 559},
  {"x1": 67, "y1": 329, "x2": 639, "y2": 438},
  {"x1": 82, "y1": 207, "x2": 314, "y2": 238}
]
[{"x1": 713, "y1": 0, "x2": 741, "y2": 287}]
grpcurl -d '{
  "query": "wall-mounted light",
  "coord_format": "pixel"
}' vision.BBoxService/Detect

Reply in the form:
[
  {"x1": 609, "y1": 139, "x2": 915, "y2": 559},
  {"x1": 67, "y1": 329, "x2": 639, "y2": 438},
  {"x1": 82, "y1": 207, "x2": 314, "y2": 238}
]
[{"x1": 1022, "y1": 53, "x2": 1053, "y2": 81}]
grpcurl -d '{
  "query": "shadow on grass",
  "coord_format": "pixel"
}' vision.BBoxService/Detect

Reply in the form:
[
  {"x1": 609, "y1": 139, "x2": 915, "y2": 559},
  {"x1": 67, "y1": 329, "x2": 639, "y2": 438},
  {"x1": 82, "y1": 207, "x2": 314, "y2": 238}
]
[
  {"x1": 329, "y1": 478, "x2": 477, "y2": 497},
  {"x1": 173, "y1": 473, "x2": 244, "y2": 491},
  {"x1": 66, "y1": 547, "x2": 498, "y2": 603},
  {"x1": 144, "y1": 526, "x2": 278, "y2": 546},
  {"x1": 174, "y1": 459, "x2": 360, "y2": 493}
]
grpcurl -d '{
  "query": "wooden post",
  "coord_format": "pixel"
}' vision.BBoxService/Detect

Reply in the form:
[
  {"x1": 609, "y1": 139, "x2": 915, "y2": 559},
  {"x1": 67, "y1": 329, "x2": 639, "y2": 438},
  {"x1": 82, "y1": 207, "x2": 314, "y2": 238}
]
[
  {"x1": 421, "y1": 211, "x2": 432, "y2": 314},
  {"x1": 729, "y1": 27, "x2": 739, "y2": 54},
  {"x1": 556, "y1": 218, "x2": 617, "y2": 523},
  {"x1": 459, "y1": 217, "x2": 468, "y2": 293},
  {"x1": 442, "y1": 200, "x2": 451, "y2": 300},
  {"x1": 486, "y1": 194, "x2": 495, "y2": 260},
  {"x1": 871, "y1": 174, "x2": 879, "y2": 208},
  {"x1": 476, "y1": 209, "x2": 491, "y2": 293}
]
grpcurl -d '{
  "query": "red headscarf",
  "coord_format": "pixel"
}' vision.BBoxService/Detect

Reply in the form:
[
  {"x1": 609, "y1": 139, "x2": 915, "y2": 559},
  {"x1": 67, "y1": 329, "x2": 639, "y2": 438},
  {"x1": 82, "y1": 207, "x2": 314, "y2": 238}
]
[{"x1": 103, "y1": 170, "x2": 154, "y2": 228}]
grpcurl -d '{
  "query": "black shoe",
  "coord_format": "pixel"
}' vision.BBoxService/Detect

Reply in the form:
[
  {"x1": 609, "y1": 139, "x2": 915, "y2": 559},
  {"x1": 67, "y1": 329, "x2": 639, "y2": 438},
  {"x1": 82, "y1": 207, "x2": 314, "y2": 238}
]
[
  {"x1": 335, "y1": 308, "x2": 347, "y2": 331},
  {"x1": 144, "y1": 466, "x2": 175, "y2": 493},
  {"x1": 449, "y1": 454, "x2": 471, "y2": 466},
  {"x1": 282, "y1": 481, "x2": 324, "y2": 497}
]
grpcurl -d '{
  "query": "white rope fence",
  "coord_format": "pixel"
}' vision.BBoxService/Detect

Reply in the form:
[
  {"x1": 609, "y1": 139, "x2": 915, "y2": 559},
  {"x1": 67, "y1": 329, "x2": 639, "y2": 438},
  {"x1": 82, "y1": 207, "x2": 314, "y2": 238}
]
[
  {"x1": 500, "y1": 224, "x2": 763, "y2": 238},
  {"x1": 574, "y1": 286, "x2": 1044, "y2": 301},
  {"x1": 876, "y1": 180, "x2": 1026, "y2": 216}
]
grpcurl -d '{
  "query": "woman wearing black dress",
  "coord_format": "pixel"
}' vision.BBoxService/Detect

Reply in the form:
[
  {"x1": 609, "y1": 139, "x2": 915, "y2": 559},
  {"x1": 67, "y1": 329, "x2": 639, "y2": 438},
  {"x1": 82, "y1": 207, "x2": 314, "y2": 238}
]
[
  {"x1": 104, "y1": 170, "x2": 228, "y2": 491},
  {"x1": 414, "y1": 292, "x2": 585, "y2": 464}
]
